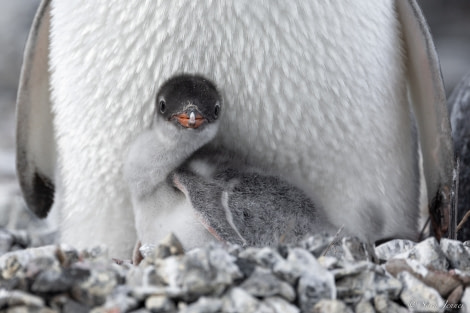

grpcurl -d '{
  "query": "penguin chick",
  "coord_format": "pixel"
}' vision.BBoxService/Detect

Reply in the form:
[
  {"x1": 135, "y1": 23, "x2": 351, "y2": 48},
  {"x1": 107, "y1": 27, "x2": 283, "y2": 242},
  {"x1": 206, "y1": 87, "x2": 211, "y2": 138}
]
[
  {"x1": 123, "y1": 74, "x2": 222, "y2": 250},
  {"x1": 172, "y1": 149, "x2": 337, "y2": 247}
]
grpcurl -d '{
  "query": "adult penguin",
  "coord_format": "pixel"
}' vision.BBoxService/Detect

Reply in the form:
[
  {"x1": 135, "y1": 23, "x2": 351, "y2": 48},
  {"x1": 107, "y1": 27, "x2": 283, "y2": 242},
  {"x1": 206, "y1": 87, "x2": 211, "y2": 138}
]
[{"x1": 17, "y1": 0, "x2": 454, "y2": 258}]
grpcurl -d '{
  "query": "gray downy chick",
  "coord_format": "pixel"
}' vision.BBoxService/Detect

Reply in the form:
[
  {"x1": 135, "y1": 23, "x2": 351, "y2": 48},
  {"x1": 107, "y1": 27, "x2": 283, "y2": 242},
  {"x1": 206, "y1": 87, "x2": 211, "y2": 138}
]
[{"x1": 172, "y1": 148, "x2": 336, "y2": 247}]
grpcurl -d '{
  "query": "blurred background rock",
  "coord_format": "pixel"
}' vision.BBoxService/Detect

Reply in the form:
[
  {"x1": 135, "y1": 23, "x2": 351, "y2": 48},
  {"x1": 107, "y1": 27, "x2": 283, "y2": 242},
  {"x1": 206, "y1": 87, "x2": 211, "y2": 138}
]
[{"x1": 0, "y1": 1, "x2": 469, "y2": 229}]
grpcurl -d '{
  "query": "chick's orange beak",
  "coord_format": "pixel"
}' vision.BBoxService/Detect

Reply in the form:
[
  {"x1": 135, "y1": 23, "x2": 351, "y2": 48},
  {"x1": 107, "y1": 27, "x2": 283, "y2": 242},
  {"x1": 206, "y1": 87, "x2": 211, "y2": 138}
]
[{"x1": 173, "y1": 111, "x2": 206, "y2": 129}]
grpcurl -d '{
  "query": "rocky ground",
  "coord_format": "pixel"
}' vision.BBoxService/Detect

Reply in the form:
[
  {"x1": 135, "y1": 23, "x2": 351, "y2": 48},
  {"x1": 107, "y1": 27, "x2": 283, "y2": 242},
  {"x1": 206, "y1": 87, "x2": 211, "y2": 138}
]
[{"x1": 2, "y1": 219, "x2": 470, "y2": 313}]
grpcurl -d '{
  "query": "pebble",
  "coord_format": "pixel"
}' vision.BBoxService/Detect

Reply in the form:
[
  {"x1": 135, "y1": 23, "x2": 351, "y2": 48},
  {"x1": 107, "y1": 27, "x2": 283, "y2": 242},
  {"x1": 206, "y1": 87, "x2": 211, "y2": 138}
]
[
  {"x1": 313, "y1": 299, "x2": 352, "y2": 313},
  {"x1": 385, "y1": 258, "x2": 461, "y2": 297},
  {"x1": 373, "y1": 295, "x2": 409, "y2": 313},
  {"x1": 341, "y1": 237, "x2": 377, "y2": 263},
  {"x1": 398, "y1": 271, "x2": 445, "y2": 313},
  {"x1": 221, "y1": 287, "x2": 271, "y2": 313},
  {"x1": 354, "y1": 299, "x2": 376, "y2": 313},
  {"x1": 179, "y1": 297, "x2": 222, "y2": 313},
  {"x1": 336, "y1": 267, "x2": 402, "y2": 301},
  {"x1": 239, "y1": 267, "x2": 295, "y2": 301},
  {"x1": 0, "y1": 289, "x2": 44, "y2": 308},
  {"x1": 440, "y1": 238, "x2": 470, "y2": 272},
  {"x1": 392, "y1": 237, "x2": 448, "y2": 271},
  {"x1": 375, "y1": 239, "x2": 416, "y2": 261},
  {"x1": 264, "y1": 297, "x2": 299, "y2": 313},
  {"x1": 145, "y1": 295, "x2": 176, "y2": 313}
]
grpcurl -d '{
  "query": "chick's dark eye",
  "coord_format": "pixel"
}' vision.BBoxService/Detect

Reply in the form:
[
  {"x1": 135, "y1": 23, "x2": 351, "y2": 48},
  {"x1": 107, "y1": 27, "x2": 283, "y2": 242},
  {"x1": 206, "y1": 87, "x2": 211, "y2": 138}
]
[
  {"x1": 214, "y1": 104, "x2": 220, "y2": 118},
  {"x1": 159, "y1": 100, "x2": 166, "y2": 113}
]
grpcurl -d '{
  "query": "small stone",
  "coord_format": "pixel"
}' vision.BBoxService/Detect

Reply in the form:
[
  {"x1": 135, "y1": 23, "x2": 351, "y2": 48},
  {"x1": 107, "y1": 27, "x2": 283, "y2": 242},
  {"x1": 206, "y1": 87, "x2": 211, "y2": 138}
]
[
  {"x1": 440, "y1": 238, "x2": 470, "y2": 271},
  {"x1": 145, "y1": 295, "x2": 176, "y2": 313},
  {"x1": 342, "y1": 237, "x2": 377, "y2": 263},
  {"x1": 2, "y1": 254, "x2": 22, "y2": 279},
  {"x1": 31, "y1": 265, "x2": 90, "y2": 293},
  {"x1": 2, "y1": 306, "x2": 56, "y2": 313},
  {"x1": 141, "y1": 233, "x2": 185, "y2": 263},
  {"x1": 373, "y1": 295, "x2": 409, "y2": 313},
  {"x1": 130, "y1": 286, "x2": 178, "y2": 301},
  {"x1": 392, "y1": 237, "x2": 448, "y2": 271},
  {"x1": 374, "y1": 239, "x2": 416, "y2": 261},
  {"x1": 183, "y1": 247, "x2": 241, "y2": 298},
  {"x1": 336, "y1": 269, "x2": 402, "y2": 301},
  {"x1": 63, "y1": 298, "x2": 90, "y2": 313},
  {"x1": 234, "y1": 257, "x2": 257, "y2": 278},
  {"x1": 449, "y1": 268, "x2": 470, "y2": 285},
  {"x1": 263, "y1": 297, "x2": 299, "y2": 313},
  {"x1": 159, "y1": 233, "x2": 185, "y2": 256},
  {"x1": 71, "y1": 265, "x2": 118, "y2": 307},
  {"x1": 154, "y1": 245, "x2": 241, "y2": 301},
  {"x1": 56, "y1": 245, "x2": 80, "y2": 267},
  {"x1": 446, "y1": 285, "x2": 464, "y2": 307},
  {"x1": 332, "y1": 261, "x2": 382, "y2": 279},
  {"x1": 398, "y1": 271, "x2": 445, "y2": 312},
  {"x1": 355, "y1": 299, "x2": 376, "y2": 313},
  {"x1": 317, "y1": 256, "x2": 338, "y2": 270},
  {"x1": 292, "y1": 249, "x2": 336, "y2": 311},
  {"x1": 385, "y1": 259, "x2": 461, "y2": 297},
  {"x1": 0, "y1": 289, "x2": 44, "y2": 308},
  {"x1": 300, "y1": 234, "x2": 336, "y2": 257},
  {"x1": 313, "y1": 299, "x2": 352, "y2": 313},
  {"x1": 50, "y1": 294, "x2": 90, "y2": 313},
  {"x1": 460, "y1": 288, "x2": 470, "y2": 311},
  {"x1": 222, "y1": 287, "x2": 272, "y2": 313},
  {"x1": 238, "y1": 247, "x2": 284, "y2": 270},
  {"x1": 0, "y1": 245, "x2": 59, "y2": 269},
  {"x1": 240, "y1": 267, "x2": 296, "y2": 301},
  {"x1": 25, "y1": 256, "x2": 59, "y2": 280},
  {"x1": 179, "y1": 297, "x2": 223, "y2": 313},
  {"x1": 139, "y1": 243, "x2": 158, "y2": 260},
  {"x1": 128, "y1": 309, "x2": 152, "y2": 313},
  {"x1": 94, "y1": 285, "x2": 139, "y2": 313}
]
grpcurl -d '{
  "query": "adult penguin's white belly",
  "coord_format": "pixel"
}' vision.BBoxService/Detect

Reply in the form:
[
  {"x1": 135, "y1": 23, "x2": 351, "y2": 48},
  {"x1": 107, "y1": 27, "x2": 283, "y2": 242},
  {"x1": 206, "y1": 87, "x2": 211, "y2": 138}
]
[{"x1": 19, "y1": 0, "x2": 452, "y2": 257}]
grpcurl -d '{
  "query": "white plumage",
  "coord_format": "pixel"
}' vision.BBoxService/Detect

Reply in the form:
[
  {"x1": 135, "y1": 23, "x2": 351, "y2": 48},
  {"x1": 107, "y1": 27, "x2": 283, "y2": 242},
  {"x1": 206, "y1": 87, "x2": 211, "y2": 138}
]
[{"x1": 17, "y1": 0, "x2": 453, "y2": 257}]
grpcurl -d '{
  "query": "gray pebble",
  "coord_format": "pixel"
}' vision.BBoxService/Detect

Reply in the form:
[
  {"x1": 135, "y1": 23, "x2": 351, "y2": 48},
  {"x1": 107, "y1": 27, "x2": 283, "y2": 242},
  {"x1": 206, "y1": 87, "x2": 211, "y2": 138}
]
[
  {"x1": 263, "y1": 297, "x2": 300, "y2": 313},
  {"x1": 0, "y1": 289, "x2": 44, "y2": 308},
  {"x1": 398, "y1": 271, "x2": 444, "y2": 313},
  {"x1": 178, "y1": 297, "x2": 222, "y2": 313},
  {"x1": 392, "y1": 237, "x2": 448, "y2": 271},
  {"x1": 222, "y1": 287, "x2": 273, "y2": 313},
  {"x1": 375, "y1": 240, "x2": 416, "y2": 261},
  {"x1": 145, "y1": 295, "x2": 176, "y2": 313},
  {"x1": 313, "y1": 299, "x2": 353, "y2": 313},
  {"x1": 341, "y1": 237, "x2": 377, "y2": 263},
  {"x1": 336, "y1": 269, "x2": 402, "y2": 301},
  {"x1": 373, "y1": 295, "x2": 409, "y2": 313},
  {"x1": 299, "y1": 234, "x2": 335, "y2": 257},
  {"x1": 239, "y1": 267, "x2": 296, "y2": 301},
  {"x1": 440, "y1": 238, "x2": 470, "y2": 271},
  {"x1": 354, "y1": 299, "x2": 376, "y2": 313}
]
